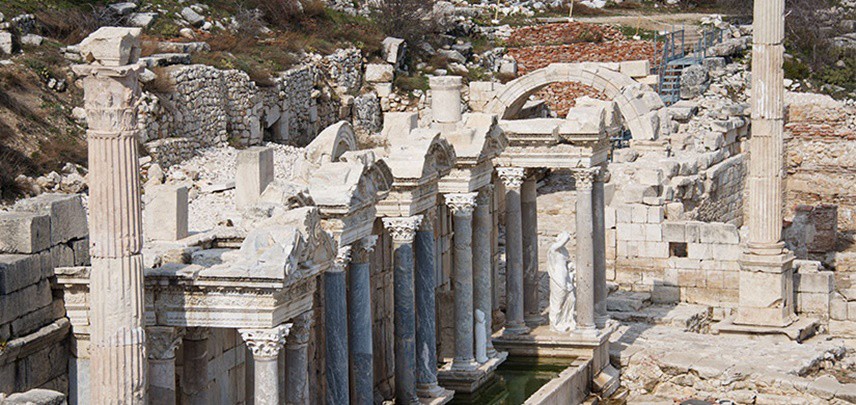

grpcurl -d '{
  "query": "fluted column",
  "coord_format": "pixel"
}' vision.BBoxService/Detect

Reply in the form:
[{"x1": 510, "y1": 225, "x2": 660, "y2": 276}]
[
  {"x1": 415, "y1": 210, "x2": 445, "y2": 398},
  {"x1": 286, "y1": 312, "x2": 312, "y2": 405},
  {"x1": 473, "y1": 187, "x2": 496, "y2": 358},
  {"x1": 593, "y1": 169, "x2": 608, "y2": 328},
  {"x1": 736, "y1": 0, "x2": 795, "y2": 327},
  {"x1": 73, "y1": 28, "x2": 147, "y2": 404},
  {"x1": 181, "y1": 328, "x2": 210, "y2": 405},
  {"x1": 446, "y1": 193, "x2": 479, "y2": 371},
  {"x1": 147, "y1": 327, "x2": 184, "y2": 405},
  {"x1": 349, "y1": 237, "x2": 377, "y2": 405},
  {"x1": 573, "y1": 169, "x2": 597, "y2": 337},
  {"x1": 522, "y1": 174, "x2": 543, "y2": 327},
  {"x1": 383, "y1": 215, "x2": 423, "y2": 405},
  {"x1": 240, "y1": 325, "x2": 290, "y2": 405},
  {"x1": 498, "y1": 168, "x2": 529, "y2": 335},
  {"x1": 325, "y1": 246, "x2": 351, "y2": 405}
]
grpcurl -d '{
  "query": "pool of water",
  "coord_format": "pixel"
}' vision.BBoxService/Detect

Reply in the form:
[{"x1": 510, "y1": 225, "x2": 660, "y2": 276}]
[{"x1": 448, "y1": 357, "x2": 573, "y2": 405}]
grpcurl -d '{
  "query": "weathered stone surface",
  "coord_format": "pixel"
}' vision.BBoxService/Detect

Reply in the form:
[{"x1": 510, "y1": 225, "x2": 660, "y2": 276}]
[
  {"x1": 365, "y1": 63, "x2": 394, "y2": 83},
  {"x1": 2, "y1": 389, "x2": 66, "y2": 404},
  {"x1": 144, "y1": 184, "x2": 189, "y2": 241},
  {"x1": 0, "y1": 254, "x2": 41, "y2": 295},
  {"x1": 680, "y1": 64, "x2": 709, "y2": 100},
  {"x1": 0, "y1": 212, "x2": 50, "y2": 254},
  {"x1": 77, "y1": 26, "x2": 141, "y2": 66},
  {"x1": 14, "y1": 194, "x2": 88, "y2": 246}
]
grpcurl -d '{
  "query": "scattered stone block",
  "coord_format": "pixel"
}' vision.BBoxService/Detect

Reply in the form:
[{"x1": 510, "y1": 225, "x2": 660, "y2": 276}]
[
  {"x1": 365, "y1": 63, "x2": 394, "y2": 83},
  {"x1": 181, "y1": 7, "x2": 205, "y2": 27},
  {"x1": 0, "y1": 30, "x2": 19, "y2": 55},
  {"x1": 15, "y1": 194, "x2": 88, "y2": 245},
  {"x1": 0, "y1": 212, "x2": 51, "y2": 254},
  {"x1": 235, "y1": 147, "x2": 274, "y2": 210},
  {"x1": 1, "y1": 389, "x2": 66, "y2": 405},
  {"x1": 20, "y1": 34, "x2": 43, "y2": 46},
  {"x1": 381, "y1": 37, "x2": 406, "y2": 67},
  {"x1": 108, "y1": 2, "x2": 137, "y2": 16},
  {"x1": 78, "y1": 27, "x2": 141, "y2": 66},
  {"x1": 619, "y1": 60, "x2": 650, "y2": 78},
  {"x1": 145, "y1": 184, "x2": 189, "y2": 241},
  {"x1": 129, "y1": 12, "x2": 158, "y2": 28}
]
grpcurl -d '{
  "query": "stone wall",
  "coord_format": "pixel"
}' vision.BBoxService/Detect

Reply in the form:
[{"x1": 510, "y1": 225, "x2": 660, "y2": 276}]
[{"x1": 0, "y1": 194, "x2": 89, "y2": 396}]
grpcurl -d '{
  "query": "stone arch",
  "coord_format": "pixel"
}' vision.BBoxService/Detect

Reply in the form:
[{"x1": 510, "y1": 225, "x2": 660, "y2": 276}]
[
  {"x1": 485, "y1": 63, "x2": 666, "y2": 141},
  {"x1": 304, "y1": 121, "x2": 358, "y2": 164}
]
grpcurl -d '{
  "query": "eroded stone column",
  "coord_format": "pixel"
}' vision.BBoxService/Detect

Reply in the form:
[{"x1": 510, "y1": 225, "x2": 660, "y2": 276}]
[
  {"x1": 240, "y1": 325, "x2": 289, "y2": 405},
  {"x1": 573, "y1": 169, "x2": 597, "y2": 337},
  {"x1": 147, "y1": 327, "x2": 184, "y2": 405},
  {"x1": 473, "y1": 187, "x2": 496, "y2": 358},
  {"x1": 73, "y1": 27, "x2": 148, "y2": 404},
  {"x1": 522, "y1": 174, "x2": 542, "y2": 327},
  {"x1": 593, "y1": 169, "x2": 608, "y2": 328},
  {"x1": 181, "y1": 328, "x2": 210, "y2": 405},
  {"x1": 286, "y1": 312, "x2": 312, "y2": 405},
  {"x1": 383, "y1": 215, "x2": 423, "y2": 405},
  {"x1": 498, "y1": 168, "x2": 529, "y2": 335},
  {"x1": 325, "y1": 246, "x2": 351, "y2": 405},
  {"x1": 415, "y1": 211, "x2": 445, "y2": 398},
  {"x1": 349, "y1": 237, "x2": 377, "y2": 405},
  {"x1": 429, "y1": 76, "x2": 463, "y2": 132},
  {"x1": 736, "y1": 0, "x2": 795, "y2": 327},
  {"x1": 447, "y1": 193, "x2": 479, "y2": 371}
]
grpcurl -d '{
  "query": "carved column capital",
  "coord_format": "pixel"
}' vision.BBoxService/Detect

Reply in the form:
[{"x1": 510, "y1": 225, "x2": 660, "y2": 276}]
[
  {"x1": 594, "y1": 166, "x2": 610, "y2": 183},
  {"x1": 331, "y1": 245, "x2": 352, "y2": 273},
  {"x1": 419, "y1": 208, "x2": 437, "y2": 232},
  {"x1": 383, "y1": 215, "x2": 423, "y2": 245},
  {"x1": 147, "y1": 326, "x2": 184, "y2": 360},
  {"x1": 184, "y1": 327, "x2": 210, "y2": 341},
  {"x1": 573, "y1": 168, "x2": 599, "y2": 190},
  {"x1": 352, "y1": 235, "x2": 378, "y2": 263},
  {"x1": 476, "y1": 186, "x2": 493, "y2": 206},
  {"x1": 497, "y1": 167, "x2": 525, "y2": 190},
  {"x1": 240, "y1": 325, "x2": 290, "y2": 360},
  {"x1": 287, "y1": 312, "x2": 313, "y2": 348},
  {"x1": 445, "y1": 193, "x2": 478, "y2": 216}
]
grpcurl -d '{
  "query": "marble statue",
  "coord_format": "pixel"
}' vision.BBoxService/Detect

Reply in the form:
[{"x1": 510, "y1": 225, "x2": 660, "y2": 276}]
[{"x1": 547, "y1": 232, "x2": 576, "y2": 332}]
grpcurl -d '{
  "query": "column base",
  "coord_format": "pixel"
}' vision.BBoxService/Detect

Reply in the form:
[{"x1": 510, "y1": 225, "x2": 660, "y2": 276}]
[
  {"x1": 417, "y1": 383, "x2": 454, "y2": 404},
  {"x1": 437, "y1": 352, "x2": 508, "y2": 393},
  {"x1": 735, "y1": 250, "x2": 796, "y2": 328},
  {"x1": 502, "y1": 324, "x2": 530, "y2": 336},
  {"x1": 451, "y1": 359, "x2": 479, "y2": 372},
  {"x1": 525, "y1": 315, "x2": 546, "y2": 328}
]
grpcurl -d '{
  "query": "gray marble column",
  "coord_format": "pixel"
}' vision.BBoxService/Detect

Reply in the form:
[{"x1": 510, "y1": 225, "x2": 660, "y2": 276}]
[
  {"x1": 147, "y1": 327, "x2": 184, "y2": 405},
  {"x1": 181, "y1": 328, "x2": 210, "y2": 405},
  {"x1": 446, "y1": 193, "x2": 479, "y2": 371},
  {"x1": 473, "y1": 187, "x2": 496, "y2": 358},
  {"x1": 349, "y1": 237, "x2": 377, "y2": 405},
  {"x1": 593, "y1": 170, "x2": 608, "y2": 328},
  {"x1": 286, "y1": 312, "x2": 312, "y2": 405},
  {"x1": 240, "y1": 325, "x2": 289, "y2": 405},
  {"x1": 522, "y1": 174, "x2": 543, "y2": 327},
  {"x1": 325, "y1": 246, "x2": 351, "y2": 405},
  {"x1": 415, "y1": 210, "x2": 445, "y2": 398},
  {"x1": 383, "y1": 215, "x2": 423, "y2": 405},
  {"x1": 498, "y1": 168, "x2": 529, "y2": 335},
  {"x1": 573, "y1": 169, "x2": 597, "y2": 336}
]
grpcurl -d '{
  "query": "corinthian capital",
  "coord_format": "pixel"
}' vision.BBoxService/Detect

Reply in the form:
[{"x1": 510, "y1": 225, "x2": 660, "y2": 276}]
[
  {"x1": 383, "y1": 215, "x2": 423, "y2": 244},
  {"x1": 287, "y1": 312, "x2": 314, "y2": 347},
  {"x1": 330, "y1": 245, "x2": 352, "y2": 273},
  {"x1": 445, "y1": 193, "x2": 478, "y2": 216},
  {"x1": 476, "y1": 185, "x2": 493, "y2": 206},
  {"x1": 147, "y1": 326, "x2": 184, "y2": 360},
  {"x1": 240, "y1": 325, "x2": 290, "y2": 359},
  {"x1": 497, "y1": 167, "x2": 525, "y2": 189},
  {"x1": 573, "y1": 168, "x2": 598, "y2": 190}
]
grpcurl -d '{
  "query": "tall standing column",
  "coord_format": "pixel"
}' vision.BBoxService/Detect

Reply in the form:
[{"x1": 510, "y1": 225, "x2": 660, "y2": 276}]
[
  {"x1": 473, "y1": 187, "x2": 496, "y2": 357},
  {"x1": 286, "y1": 312, "x2": 313, "y2": 405},
  {"x1": 325, "y1": 246, "x2": 351, "y2": 405},
  {"x1": 349, "y1": 237, "x2": 377, "y2": 405},
  {"x1": 73, "y1": 27, "x2": 148, "y2": 404},
  {"x1": 498, "y1": 168, "x2": 529, "y2": 335},
  {"x1": 593, "y1": 169, "x2": 609, "y2": 328},
  {"x1": 383, "y1": 215, "x2": 423, "y2": 405},
  {"x1": 181, "y1": 328, "x2": 210, "y2": 405},
  {"x1": 415, "y1": 211, "x2": 445, "y2": 398},
  {"x1": 736, "y1": 0, "x2": 795, "y2": 327},
  {"x1": 147, "y1": 327, "x2": 184, "y2": 405},
  {"x1": 446, "y1": 193, "x2": 479, "y2": 371},
  {"x1": 240, "y1": 325, "x2": 290, "y2": 405},
  {"x1": 522, "y1": 174, "x2": 543, "y2": 327},
  {"x1": 573, "y1": 169, "x2": 597, "y2": 337}
]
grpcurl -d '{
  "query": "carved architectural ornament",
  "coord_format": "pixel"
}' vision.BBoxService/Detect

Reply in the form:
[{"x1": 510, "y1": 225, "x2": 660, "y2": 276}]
[
  {"x1": 287, "y1": 311, "x2": 314, "y2": 347},
  {"x1": 497, "y1": 167, "x2": 526, "y2": 189},
  {"x1": 383, "y1": 215, "x2": 424, "y2": 244},
  {"x1": 445, "y1": 193, "x2": 478, "y2": 216},
  {"x1": 240, "y1": 324, "x2": 291, "y2": 359},
  {"x1": 147, "y1": 326, "x2": 185, "y2": 360},
  {"x1": 573, "y1": 168, "x2": 599, "y2": 190},
  {"x1": 476, "y1": 185, "x2": 493, "y2": 206},
  {"x1": 419, "y1": 208, "x2": 437, "y2": 232},
  {"x1": 331, "y1": 245, "x2": 352, "y2": 273},
  {"x1": 353, "y1": 235, "x2": 379, "y2": 263},
  {"x1": 184, "y1": 326, "x2": 210, "y2": 341}
]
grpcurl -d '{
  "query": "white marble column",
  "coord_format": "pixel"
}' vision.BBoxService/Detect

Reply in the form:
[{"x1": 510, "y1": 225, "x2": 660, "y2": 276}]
[
  {"x1": 240, "y1": 325, "x2": 290, "y2": 405},
  {"x1": 429, "y1": 76, "x2": 463, "y2": 132},
  {"x1": 146, "y1": 327, "x2": 184, "y2": 405},
  {"x1": 498, "y1": 168, "x2": 529, "y2": 335},
  {"x1": 522, "y1": 174, "x2": 543, "y2": 327},
  {"x1": 446, "y1": 193, "x2": 479, "y2": 371},
  {"x1": 349, "y1": 237, "x2": 377, "y2": 405},
  {"x1": 415, "y1": 211, "x2": 445, "y2": 398},
  {"x1": 736, "y1": 0, "x2": 796, "y2": 327},
  {"x1": 181, "y1": 327, "x2": 210, "y2": 405},
  {"x1": 73, "y1": 27, "x2": 148, "y2": 404},
  {"x1": 286, "y1": 312, "x2": 312, "y2": 405},
  {"x1": 325, "y1": 246, "x2": 351, "y2": 405},
  {"x1": 383, "y1": 215, "x2": 423, "y2": 405},
  {"x1": 473, "y1": 187, "x2": 496, "y2": 358},
  {"x1": 593, "y1": 169, "x2": 608, "y2": 328},
  {"x1": 573, "y1": 169, "x2": 597, "y2": 337}
]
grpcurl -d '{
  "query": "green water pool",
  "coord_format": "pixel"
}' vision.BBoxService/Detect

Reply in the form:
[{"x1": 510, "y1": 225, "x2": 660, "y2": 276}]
[{"x1": 448, "y1": 357, "x2": 573, "y2": 405}]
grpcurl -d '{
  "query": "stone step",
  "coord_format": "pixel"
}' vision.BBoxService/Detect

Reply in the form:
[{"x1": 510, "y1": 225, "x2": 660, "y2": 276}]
[
  {"x1": 608, "y1": 303, "x2": 711, "y2": 333},
  {"x1": 606, "y1": 291, "x2": 651, "y2": 312}
]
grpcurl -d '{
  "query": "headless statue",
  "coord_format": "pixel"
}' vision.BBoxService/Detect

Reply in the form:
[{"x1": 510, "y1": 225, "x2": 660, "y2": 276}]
[{"x1": 547, "y1": 232, "x2": 576, "y2": 332}]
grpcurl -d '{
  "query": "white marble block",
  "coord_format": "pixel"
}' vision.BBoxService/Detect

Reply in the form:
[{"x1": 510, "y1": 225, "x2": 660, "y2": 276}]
[
  {"x1": 145, "y1": 184, "x2": 189, "y2": 241},
  {"x1": 236, "y1": 146, "x2": 274, "y2": 210}
]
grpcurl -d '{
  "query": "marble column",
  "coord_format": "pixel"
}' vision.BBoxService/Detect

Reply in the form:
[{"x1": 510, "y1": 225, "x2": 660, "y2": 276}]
[
  {"x1": 325, "y1": 246, "x2": 351, "y2": 405},
  {"x1": 147, "y1": 327, "x2": 184, "y2": 405},
  {"x1": 522, "y1": 174, "x2": 543, "y2": 327},
  {"x1": 415, "y1": 211, "x2": 445, "y2": 398},
  {"x1": 429, "y1": 76, "x2": 463, "y2": 132},
  {"x1": 383, "y1": 215, "x2": 423, "y2": 405},
  {"x1": 72, "y1": 27, "x2": 148, "y2": 404},
  {"x1": 181, "y1": 327, "x2": 210, "y2": 405},
  {"x1": 240, "y1": 325, "x2": 290, "y2": 405},
  {"x1": 736, "y1": 0, "x2": 795, "y2": 327},
  {"x1": 593, "y1": 169, "x2": 608, "y2": 328},
  {"x1": 498, "y1": 168, "x2": 529, "y2": 335},
  {"x1": 286, "y1": 312, "x2": 313, "y2": 405},
  {"x1": 473, "y1": 187, "x2": 496, "y2": 358},
  {"x1": 349, "y1": 237, "x2": 377, "y2": 405},
  {"x1": 446, "y1": 193, "x2": 479, "y2": 371},
  {"x1": 573, "y1": 169, "x2": 597, "y2": 336}
]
